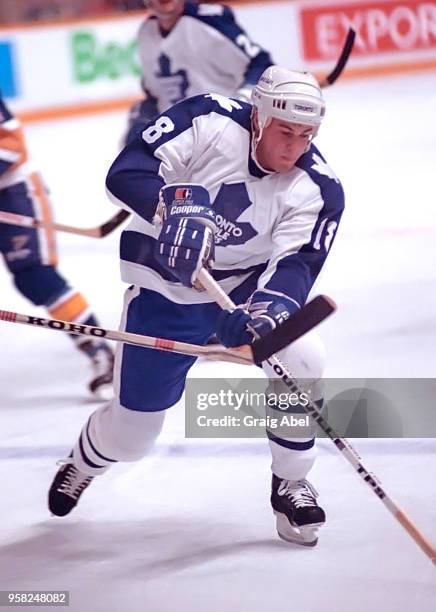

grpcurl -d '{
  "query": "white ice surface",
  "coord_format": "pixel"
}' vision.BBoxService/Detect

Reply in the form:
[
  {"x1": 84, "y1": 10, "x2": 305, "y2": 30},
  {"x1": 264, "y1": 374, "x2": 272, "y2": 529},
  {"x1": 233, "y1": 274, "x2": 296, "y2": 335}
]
[{"x1": 1, "y1": 73, "x2": 436, "y2": 610}]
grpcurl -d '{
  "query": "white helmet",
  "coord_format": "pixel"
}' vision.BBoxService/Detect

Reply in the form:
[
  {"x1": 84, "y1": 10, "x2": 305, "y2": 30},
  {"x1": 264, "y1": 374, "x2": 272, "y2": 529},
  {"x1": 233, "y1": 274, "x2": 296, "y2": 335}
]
[{"x1": 252, "y1": 66, "x2": 325, "y2": 135}]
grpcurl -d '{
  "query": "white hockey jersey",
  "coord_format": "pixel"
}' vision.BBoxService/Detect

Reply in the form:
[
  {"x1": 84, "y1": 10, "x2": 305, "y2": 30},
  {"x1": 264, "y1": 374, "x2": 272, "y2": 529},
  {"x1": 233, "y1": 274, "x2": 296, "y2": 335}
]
[
  {"x1": 106, "y1": 94, "x2": 344, "y2": 306},
  {"x1": 137, "y1": 2, "x2": 273, "y2": 114}
]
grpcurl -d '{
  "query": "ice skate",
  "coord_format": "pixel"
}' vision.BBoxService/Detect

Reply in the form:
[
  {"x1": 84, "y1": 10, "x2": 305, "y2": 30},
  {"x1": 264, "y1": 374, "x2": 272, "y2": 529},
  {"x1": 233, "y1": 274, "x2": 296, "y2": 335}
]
[
  {"x1": 87, "y1": 344, "x2": 114, "y2": 400},
  {"x1": 271, "y1": 474, "x2": 326, "y2": 546},
  {"x1": 48, "y1": 459, "x2": 94, "y2": 517}
]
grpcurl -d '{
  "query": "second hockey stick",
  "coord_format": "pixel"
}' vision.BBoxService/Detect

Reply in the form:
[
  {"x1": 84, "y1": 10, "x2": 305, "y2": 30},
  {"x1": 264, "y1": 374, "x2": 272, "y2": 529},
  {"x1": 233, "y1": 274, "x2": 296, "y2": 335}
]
[
  {"x1": 196, "y1": 268, "x2": 436, "y2": 564},
  {"x1": 0, "y1": 208, "x2": 130, "y2": 238},
  {"x1": 319, "y1": 28, "x2": 356, "y2": 88}
]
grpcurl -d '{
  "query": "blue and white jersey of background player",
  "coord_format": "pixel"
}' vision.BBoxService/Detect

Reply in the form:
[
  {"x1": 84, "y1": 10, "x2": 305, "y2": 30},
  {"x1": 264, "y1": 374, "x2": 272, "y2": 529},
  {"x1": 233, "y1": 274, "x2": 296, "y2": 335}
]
[
  {"x1": 106, "y1": 93, "x2": 345, "y2": 307},
  {"x1": 137, "y1": 2, "x2": 273, "y2": 113}
]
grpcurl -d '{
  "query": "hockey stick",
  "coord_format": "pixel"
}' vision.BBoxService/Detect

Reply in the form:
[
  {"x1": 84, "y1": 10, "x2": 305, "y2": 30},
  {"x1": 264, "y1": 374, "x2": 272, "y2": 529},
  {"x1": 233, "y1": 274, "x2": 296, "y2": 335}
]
[
  {"x1": 0, "y1": 208, "x2": 130, "y2": 238},
  {"x1": 0, "y1": 296, "x2": 334, "y2": 367},
  {"x1": 319, "y1": 28, "x2": 356, "y2": 88},
  {"x1": 196, "y1": 268, "x2": 436, "y2": 564}
]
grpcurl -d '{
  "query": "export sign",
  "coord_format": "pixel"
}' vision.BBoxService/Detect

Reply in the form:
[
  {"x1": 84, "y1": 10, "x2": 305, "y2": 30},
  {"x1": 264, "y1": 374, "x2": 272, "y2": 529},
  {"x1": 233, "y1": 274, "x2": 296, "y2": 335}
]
[{"x1": 300, "y1": 0, "x2": 436, "y2": 59}]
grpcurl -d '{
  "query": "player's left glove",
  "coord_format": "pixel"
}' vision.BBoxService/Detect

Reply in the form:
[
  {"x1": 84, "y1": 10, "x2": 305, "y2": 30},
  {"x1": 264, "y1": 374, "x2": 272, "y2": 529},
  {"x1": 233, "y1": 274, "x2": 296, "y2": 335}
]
[
  {"x1": 215, "y1": 290, "x2": 299, "y2": 348},
  {"x1": 154, "y1": 184, "x2": 217, "y2": 289}
]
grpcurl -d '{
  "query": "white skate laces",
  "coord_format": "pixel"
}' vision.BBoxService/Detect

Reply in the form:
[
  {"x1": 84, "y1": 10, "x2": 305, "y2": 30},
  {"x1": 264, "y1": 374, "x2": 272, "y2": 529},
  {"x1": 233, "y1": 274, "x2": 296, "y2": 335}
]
[
  {"x1": 55, "y1": 460, "x2": 93, "y2": 501},
  {"x1": 277, "y1": 478, "x2": 319, "y2": 508}
]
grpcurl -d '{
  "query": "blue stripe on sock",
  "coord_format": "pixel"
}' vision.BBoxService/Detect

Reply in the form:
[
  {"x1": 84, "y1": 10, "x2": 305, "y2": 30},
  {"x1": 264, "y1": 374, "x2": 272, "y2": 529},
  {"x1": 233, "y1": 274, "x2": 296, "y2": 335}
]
[
  {"x1": 85, "y1": 418, "x2": 117, "y2": 463},
  {"x1": 267, "y1": 430, "x2": 315, "y2": 451},
  {"x1": 78, "y1": 433, "x2": 106, "y2": 469}
]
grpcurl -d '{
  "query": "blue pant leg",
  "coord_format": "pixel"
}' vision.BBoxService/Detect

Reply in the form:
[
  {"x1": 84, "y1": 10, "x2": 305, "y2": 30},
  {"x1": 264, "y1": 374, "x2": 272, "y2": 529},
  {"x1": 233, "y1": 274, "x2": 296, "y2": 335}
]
[
  {"x1": 0, "y1": 183, "x2": 72, "y2": 306},
  {"x1": 119, "y1": 287, "x2": 220, "y2": 412},
  {"x1": 12, "y1": 264, "x2": 70, "y2": 306},
  {"x1": 0, "y1": 183, "x2": 43, "y2": 271}
]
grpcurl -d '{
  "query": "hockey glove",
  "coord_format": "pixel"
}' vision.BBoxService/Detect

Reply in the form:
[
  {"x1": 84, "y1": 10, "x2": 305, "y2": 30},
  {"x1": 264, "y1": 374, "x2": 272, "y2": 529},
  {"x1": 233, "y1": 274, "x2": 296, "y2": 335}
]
[
  {"x1": 154, "y1": 184, "x2": 217, "y2": 289},
  {"x1": 122, "y1": 95, "x2": 159, "y2": 146},
  {"x1": 215, "y1": 290, "x2": 299, "y2": 348}
]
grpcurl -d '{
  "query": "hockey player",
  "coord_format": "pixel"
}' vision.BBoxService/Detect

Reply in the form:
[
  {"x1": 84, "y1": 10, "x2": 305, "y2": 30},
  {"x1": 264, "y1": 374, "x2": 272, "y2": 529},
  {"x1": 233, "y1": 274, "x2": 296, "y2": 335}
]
[
  {"x1": 48, "y1": 67, "x2": 344, "y2": 546},
  {"x1": 124, "y1": 0, "x2": 273, "y2": 143},
  {"x1": 0, "y1": 94, "x2": 114, "y2": 398}
]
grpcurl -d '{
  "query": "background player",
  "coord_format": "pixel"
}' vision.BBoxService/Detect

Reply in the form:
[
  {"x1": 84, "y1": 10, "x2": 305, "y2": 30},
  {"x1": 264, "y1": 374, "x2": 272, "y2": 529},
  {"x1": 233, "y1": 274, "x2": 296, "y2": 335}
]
[
  {"x1": 48, "y1": 67, "x2": 344, "y2": 547},
  {"x1": 0, "y1": 93, "x2": 114, "y2": 398},
  {"x1": 124, "y1": 0, "x2": 274, "y2": 143}
]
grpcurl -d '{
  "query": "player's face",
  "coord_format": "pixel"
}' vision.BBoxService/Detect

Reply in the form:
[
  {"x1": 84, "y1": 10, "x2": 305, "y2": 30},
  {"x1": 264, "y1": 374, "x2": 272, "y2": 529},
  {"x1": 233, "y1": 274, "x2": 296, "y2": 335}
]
[
  {"x1": 146, "y1": 0, "x2": 184, "y2": 29},
  {"x1": 256, "y1": 119, "x2": 316, "y2": 173}
]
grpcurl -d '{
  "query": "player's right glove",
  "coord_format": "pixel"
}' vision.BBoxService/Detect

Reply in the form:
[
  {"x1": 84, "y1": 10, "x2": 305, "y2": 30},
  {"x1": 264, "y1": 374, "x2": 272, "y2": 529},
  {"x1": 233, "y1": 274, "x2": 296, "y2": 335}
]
[
  {"x1": 154, "y1": 184, "x2": 217, "y2": 289},
  {"x1": 121, "y1": 96, "x2": 159, "y2": 146},
  {"x1": 215, "y1": 290, "x2": 299, "y2": 348}
]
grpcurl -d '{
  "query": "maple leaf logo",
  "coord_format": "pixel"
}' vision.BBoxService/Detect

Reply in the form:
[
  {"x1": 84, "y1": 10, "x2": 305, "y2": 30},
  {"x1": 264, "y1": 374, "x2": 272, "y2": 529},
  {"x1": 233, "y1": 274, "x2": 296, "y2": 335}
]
[
  {"x1": 212, "y1": 183, "x2": 257, "y2": 246},
  {"x1": 311, "y1": 153, "x2": 340, "y2": 183}
]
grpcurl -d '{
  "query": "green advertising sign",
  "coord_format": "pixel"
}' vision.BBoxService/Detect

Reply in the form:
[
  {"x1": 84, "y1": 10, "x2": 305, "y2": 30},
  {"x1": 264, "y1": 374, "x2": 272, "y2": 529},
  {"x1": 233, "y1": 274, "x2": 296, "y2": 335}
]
[{"x1": 71, "y1": 30, "x2": 140, "y2": 83}]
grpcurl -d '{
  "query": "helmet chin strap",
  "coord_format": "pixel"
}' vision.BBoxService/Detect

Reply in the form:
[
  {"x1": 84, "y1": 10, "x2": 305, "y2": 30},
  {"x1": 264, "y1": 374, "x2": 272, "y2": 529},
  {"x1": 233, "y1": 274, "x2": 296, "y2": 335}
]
[
  {"x1": 250, "y1": 113, "x2": 274, "y2": 174},
  {"x1": 303, "y1": 134, "x2": 315, "y2": 153}
]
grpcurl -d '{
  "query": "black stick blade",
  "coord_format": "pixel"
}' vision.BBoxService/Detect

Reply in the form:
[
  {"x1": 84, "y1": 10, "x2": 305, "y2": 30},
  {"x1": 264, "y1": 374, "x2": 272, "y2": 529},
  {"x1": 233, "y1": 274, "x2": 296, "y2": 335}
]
[
  {"x1": 251, "y1": 295, "x2": 336, "y2": 363},
  {"x1": 99, "y1": 210, "x2": 130, "y2": 237},
  {"x1": 321, "y1": 28, "x2": 356, "y2": 87}
]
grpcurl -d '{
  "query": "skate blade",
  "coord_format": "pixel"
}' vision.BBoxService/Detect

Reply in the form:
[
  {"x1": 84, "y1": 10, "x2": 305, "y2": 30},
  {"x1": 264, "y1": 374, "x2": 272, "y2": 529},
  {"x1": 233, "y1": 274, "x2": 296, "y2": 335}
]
[{"x1": 274, "y1": 511, "x2": 323, "y2": 547}]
